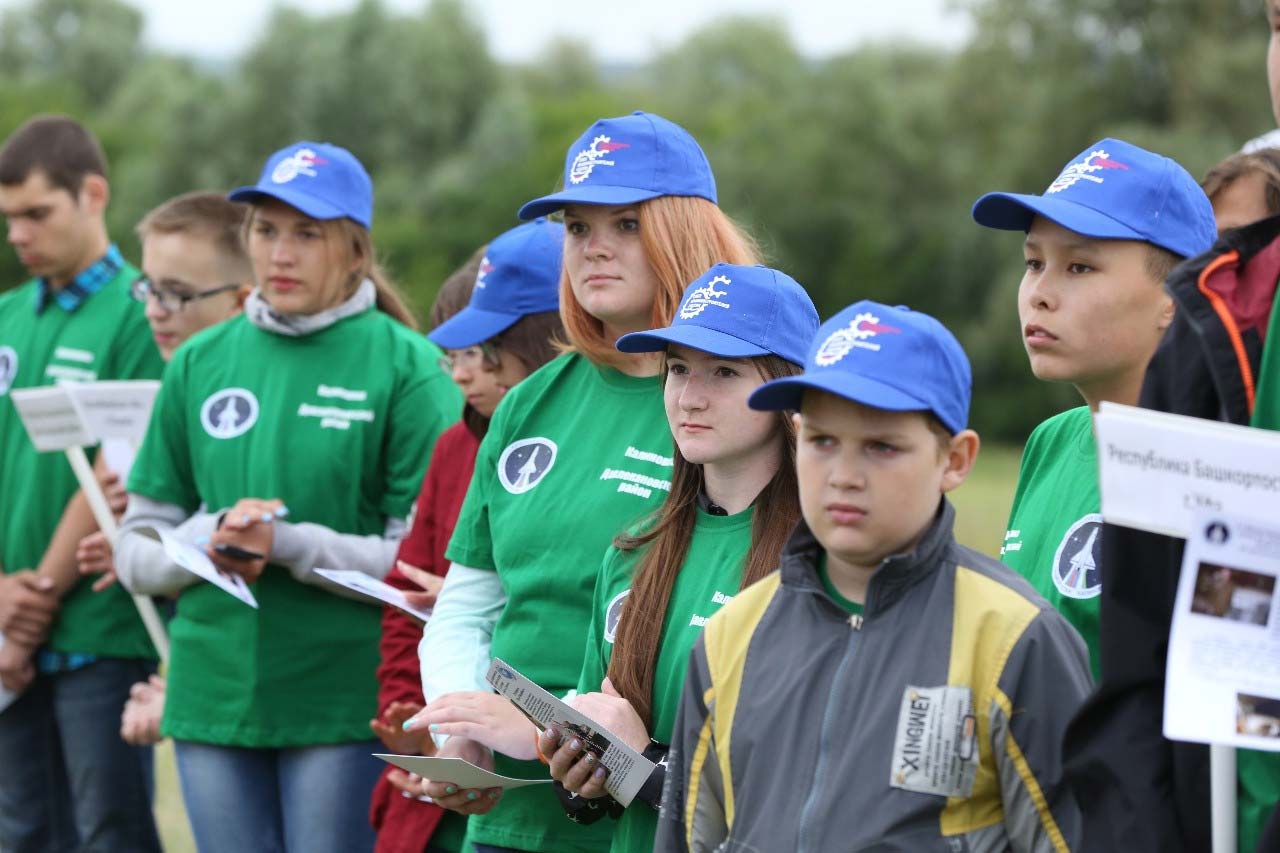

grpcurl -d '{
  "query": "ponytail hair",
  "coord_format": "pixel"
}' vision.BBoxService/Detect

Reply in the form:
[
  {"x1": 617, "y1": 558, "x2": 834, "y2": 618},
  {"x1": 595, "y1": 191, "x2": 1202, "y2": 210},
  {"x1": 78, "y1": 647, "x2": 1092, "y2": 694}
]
[{"x1": 606, "y1": 353, "x2": 802, "y2": 728}]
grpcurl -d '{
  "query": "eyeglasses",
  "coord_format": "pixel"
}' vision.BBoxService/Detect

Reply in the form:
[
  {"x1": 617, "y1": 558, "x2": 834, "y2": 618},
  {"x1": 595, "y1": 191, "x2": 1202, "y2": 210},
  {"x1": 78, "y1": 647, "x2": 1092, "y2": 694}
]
[
  {"x1": 131, "y1": 276, "x2": 242, "y2": 313},
  {"x1": 437, "y1": 343, "x2": 501, "y2": 373}
]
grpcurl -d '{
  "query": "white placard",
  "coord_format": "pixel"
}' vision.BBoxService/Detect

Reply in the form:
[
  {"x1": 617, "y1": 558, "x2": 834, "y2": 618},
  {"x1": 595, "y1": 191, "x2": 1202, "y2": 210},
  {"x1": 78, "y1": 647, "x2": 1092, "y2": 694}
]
[
  {"x1": 373, "y1": 754, "x2": 551, "y2": 790},
  {"x1": 66, "y1": 380, "x2": 160, "y2": 444},
  {"x1": 486, "y1": 658, "x2": 655, "y2": 806},
  {"x1": 314, "y1": 569, "x2": 432, "y2": 622},
  {"x1": 1165, "y1": 512, "x2": 1280, "y2": 753},
  {"x1": 136, "y1": 526, "x2": 258, "y2": 608},
  {"x1": 9, "y1": 386, "x2": 92, "y2": 451},
  {"x1": 1095, "y1": 402, "x2": 1280, "y2": 538}
]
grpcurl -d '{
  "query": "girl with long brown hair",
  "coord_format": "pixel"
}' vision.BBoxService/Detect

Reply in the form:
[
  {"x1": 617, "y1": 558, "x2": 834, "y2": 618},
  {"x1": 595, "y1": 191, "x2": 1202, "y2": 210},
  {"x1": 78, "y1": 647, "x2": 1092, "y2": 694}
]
[
  {"x1": 404, "y1": 112, "x2": 759, "y2": 853},
  {"x1": 539, "y1": 263, "x2": 818, "y2": 853}
]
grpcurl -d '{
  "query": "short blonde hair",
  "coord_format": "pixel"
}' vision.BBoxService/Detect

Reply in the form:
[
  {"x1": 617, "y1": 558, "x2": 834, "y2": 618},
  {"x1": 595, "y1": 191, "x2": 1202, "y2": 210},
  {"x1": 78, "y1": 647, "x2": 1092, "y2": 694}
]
[{"x1": 558, "y1": 195, "x2": 761, "y2": 366}]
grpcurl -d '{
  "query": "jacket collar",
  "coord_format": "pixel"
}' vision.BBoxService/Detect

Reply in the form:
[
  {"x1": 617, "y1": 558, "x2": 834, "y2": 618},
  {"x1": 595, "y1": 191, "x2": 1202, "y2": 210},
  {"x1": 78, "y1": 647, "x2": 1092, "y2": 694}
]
[{"x1": 780, "y1": 498, "x2": 956, "y2": 615}]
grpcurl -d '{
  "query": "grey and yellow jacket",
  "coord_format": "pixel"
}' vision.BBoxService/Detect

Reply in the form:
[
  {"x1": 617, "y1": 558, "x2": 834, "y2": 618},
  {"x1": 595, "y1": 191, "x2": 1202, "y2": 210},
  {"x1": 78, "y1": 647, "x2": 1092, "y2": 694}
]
[{"x1": 656, "y1": 500, "x2": 1092, "y2": 853}]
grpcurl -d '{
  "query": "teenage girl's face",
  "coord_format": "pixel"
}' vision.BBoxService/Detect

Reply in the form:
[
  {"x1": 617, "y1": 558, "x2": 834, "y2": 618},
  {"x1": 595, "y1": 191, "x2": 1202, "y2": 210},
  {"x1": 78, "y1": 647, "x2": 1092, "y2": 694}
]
[
  {"x1": 562, "y1": 204, "x2": 661, "y2": 338},
  {"x1": 448, "y1": 344, "x2": 530, "y2": 418},
  {"x1": 247, "y1": 198, "x2": 358, "y2": 316},
  {"x1": 664, "y1": 345, "x2": 780, "y2": 468},
  {"x1": 141, "y1": 231, "x2": 247, "y2": 361}
]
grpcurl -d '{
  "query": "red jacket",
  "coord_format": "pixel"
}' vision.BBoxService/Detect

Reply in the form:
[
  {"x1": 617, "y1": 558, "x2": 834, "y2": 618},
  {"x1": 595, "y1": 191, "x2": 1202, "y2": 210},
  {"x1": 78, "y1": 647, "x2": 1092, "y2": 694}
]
[{"x1": 370, "y1": 422, "x2": 480, "y2": 853}]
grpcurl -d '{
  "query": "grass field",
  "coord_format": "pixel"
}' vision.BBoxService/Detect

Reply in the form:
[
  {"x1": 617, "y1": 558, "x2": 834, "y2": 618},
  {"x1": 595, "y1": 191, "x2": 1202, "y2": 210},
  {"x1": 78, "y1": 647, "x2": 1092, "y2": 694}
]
[{"x1": 150, "y1": 443, "x2": 1022, "y2": 852}]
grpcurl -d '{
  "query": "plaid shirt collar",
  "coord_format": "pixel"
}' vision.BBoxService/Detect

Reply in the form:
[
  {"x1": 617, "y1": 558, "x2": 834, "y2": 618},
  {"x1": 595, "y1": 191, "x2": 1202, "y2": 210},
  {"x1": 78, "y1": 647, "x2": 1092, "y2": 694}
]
[{"x1": 34, "y1": 243, "x2": 125, "y2": 315}]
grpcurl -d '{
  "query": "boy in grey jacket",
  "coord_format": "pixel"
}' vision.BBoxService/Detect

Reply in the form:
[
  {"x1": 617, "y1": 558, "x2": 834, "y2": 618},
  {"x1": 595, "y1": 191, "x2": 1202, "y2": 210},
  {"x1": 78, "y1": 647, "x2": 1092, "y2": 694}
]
[{"x1": 657, "y1": 301, "x2": 1092, "y2": 853}]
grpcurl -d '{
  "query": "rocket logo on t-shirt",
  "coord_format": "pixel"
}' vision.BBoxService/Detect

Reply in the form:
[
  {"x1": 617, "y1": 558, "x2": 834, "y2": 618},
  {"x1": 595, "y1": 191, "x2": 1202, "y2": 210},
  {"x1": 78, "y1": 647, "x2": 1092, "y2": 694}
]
[
  {"x1": 497, "y1": 437, "x2": 558, "y2": 494},
  {"x1": 1052, "y1": 513, "x2": 1103, "y2": 599},
  {"x1": 604, "y1": 589, "x2": 629, "y2": 644},
  {"x1": 0, "y1": 345, "x2": 17, "y2": 396},
  {"x1": 200, "y1": 388, "x2": 260, "y2": 440}
]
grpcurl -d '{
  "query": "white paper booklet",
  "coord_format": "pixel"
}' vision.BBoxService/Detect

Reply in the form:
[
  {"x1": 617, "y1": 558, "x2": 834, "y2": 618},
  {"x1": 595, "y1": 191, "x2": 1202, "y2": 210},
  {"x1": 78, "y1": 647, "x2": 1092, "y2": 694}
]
[
  {"x1": 486, "y1": 658, "x2": 655, "y2": 806},
  {"x1": 136, "y1": 526, "x2": 258, "y2": 608},
  {"x1": 1164, "y1": 512, "x2": 1280, "y2": 751},
  {"x1": 373, "y1": 754, "x2": 551, "y2": 790},
  {"x1": 1095, "y1": 402, "x2": 1280, "y2": 538},
  {"x1": 313, "y1": 568, "x2": 432, "y2": 622}
]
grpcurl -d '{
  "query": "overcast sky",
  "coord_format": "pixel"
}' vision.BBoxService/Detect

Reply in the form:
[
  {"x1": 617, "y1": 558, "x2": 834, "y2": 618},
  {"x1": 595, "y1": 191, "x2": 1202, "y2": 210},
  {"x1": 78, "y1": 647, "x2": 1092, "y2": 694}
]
[{"x1": 58, "y1": 0, "x2": 971, "y2": 63}]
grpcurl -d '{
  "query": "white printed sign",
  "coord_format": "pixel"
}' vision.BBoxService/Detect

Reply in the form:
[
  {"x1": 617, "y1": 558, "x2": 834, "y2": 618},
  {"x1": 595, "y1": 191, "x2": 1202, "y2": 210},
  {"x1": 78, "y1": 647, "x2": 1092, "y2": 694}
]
[
  {"x1": 9, "y1": 386, "x2": 93, "y2": 451},
  {"x1": 1165, "y1": 512, "x2": 1280, "y2": 752},
  {"x1": 1095, "y1": 403, "x2": 1280, "y2": 538},
  {"x1": 66, "y1": 380, "x2": 160, "y2": 444}
]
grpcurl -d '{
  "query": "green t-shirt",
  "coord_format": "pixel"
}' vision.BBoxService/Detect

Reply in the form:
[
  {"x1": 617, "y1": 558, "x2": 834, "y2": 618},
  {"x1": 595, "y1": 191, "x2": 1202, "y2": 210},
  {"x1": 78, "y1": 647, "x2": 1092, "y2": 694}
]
[
  {"x1": 128, "y1": 310, "x2": 459, "y2": 747},
  {"x1": 578, "y1": 506, "x2": 752, "y2": 853},
  {"x1": 1239, "y1": 291, "x2": 1280, "y2": 853},
  {"x1": 0, "y1": 266, "x2": 165, "y2": 658},
  {"x1": 1001, "y1": 406, "x2": 1102, "y2": 676},
  {"x1": 818, "y1": 553, "x2": 866, "y2": 616},
  {"x1": 446, "y1": 352, "x2": 671, "y2": 853}
]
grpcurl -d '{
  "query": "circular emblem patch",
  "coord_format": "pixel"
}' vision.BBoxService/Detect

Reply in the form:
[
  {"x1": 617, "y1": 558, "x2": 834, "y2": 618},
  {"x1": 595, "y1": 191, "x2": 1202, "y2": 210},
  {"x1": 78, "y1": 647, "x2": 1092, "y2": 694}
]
[
  {"x1": 604, "y1": 589, "x2": 630, "y2": 644},
  {"x1": 0, "y1": 346, "x2": 17, "y2": 396},
  {"x1": 1051, "y1": 513, "x2": 1104, "y2": 599},
  {"x1": 497, "y1": 437, "x2": 557, "y2": 495},
  {"x1": 200, "y1": 388, "x2": 260, "y2": 440}
]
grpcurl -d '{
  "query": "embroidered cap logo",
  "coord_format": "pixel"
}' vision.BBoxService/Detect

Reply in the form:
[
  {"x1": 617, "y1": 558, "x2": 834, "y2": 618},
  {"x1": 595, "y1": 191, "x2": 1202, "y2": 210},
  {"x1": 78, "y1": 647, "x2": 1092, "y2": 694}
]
[
  {"x1": 568, "y1": 135, "x2": 631, "y2": 185},
  {"x1": 814, "y1": 312, "x2": 902, "y2": 365},
  {"x1": 678, "y1": 275, "x2": 732, "y2": 320},
  {"x1": 271, "y1": 148, "x2": 329, "y2": 184},
  {"x1": 476, "y1": 257, "x2": 495, "y2": 289},
  {"x1": 1046, "y1": 149, "x2": 1130, "y2": 194}
]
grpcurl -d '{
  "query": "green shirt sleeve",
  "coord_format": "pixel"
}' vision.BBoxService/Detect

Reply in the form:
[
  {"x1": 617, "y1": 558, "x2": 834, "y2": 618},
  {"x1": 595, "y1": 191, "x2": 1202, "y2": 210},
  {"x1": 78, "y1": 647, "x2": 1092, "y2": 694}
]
[
  {"x1": 577, "y1": 546, "x2": 620, "y2": 696},
  {"x1": 378, "y1": 340, "x2": 460, "y2": 520},
  {"x1": 127, "y1": 347, "x2": 199, "y2": 511},
  {"x1": 101, "y1": 297, "x2": 165, "y2": 382},
  {"x1": 444, "y1": 401, "x2": 501, "y2": 570}
]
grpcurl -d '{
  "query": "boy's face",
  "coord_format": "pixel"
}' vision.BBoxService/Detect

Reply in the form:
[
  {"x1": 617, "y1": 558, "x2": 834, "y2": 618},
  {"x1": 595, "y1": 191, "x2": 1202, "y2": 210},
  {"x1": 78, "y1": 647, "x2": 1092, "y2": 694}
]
[
  {"x1": 795, "y1": 392, "x2": 974, "y2": 572},
  {"x1": 141, "y1": 230, "x2": 245, "y2": 361},
  {"x1": 1019, "y1": 216, "x2": 1173, "y2": 394},
  {"x1": 0, "y1": 169, "x2": 105, "y2": 286}
]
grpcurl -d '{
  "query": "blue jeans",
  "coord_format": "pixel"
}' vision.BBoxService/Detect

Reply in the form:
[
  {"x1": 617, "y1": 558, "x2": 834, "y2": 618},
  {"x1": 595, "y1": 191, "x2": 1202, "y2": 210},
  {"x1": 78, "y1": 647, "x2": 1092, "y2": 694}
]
[
  {"x1": 0, "y1": 657, "x2": 160, "y2": 853},
  {"x1": 174, "y1": 738, "x2": 384, "y2": 853}
]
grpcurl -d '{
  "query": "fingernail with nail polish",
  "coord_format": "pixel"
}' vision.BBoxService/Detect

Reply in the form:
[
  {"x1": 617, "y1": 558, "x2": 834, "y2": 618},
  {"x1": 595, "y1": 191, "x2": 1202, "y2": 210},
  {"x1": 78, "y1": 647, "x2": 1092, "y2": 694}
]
[
  {"x1": 594, "y1": 767, "x2": 606, "y2": 779},
  {"x1": 466, "y1": 791, "x2": 478, "y2": 801},
  {"x1": 445, "y1": 786, "x2": 457, "y2": 795},
  {"x1": 570, "y1": 739, "x2": 581, "y2": 750},
  {"x1": 429, "y1": 724, "x2": 440, "y2": 732},
  {"x1": 276, "y1": 506, "x2": 290, "y2": 518},
  {"x1": 260, "y1": 512, "x2": 273, "y2": 523},
  {"x1": 488, "y1": 791, "x2": 500, "y2": 800}
]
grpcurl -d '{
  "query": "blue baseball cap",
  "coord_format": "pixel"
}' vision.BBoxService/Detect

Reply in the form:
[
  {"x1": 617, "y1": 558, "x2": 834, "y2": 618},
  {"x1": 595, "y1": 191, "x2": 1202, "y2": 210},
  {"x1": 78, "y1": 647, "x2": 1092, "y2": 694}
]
[
  {"x1": 971, "y1": 138, "x2": 1215, "y2": 259},
  {"x1": 616, "y1": 264, "x2": 818, "y2": 366},
  {"x1": 518, "y1": 111, "x2": 717, "y2": 220},
  {"x1": 428, "y1": 219, "x2": 563, "y2": 350},
  {"x1": 229, "y1": 141, "x2": 374, "y2": 229},
  {"x1": 748, "y1": 301, "x2": 972, "y2": 433}
]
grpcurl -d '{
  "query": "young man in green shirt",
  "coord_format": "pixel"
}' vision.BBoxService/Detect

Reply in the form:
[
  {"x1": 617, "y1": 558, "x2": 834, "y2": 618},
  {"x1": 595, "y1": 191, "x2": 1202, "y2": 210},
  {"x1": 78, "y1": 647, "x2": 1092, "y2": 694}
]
[
  {"x1": 0, "y1": 115, "x2": 165, "y2": 853},
  {"x1": 971, "y1": 139, "x2": 1217, "y2": 676}
]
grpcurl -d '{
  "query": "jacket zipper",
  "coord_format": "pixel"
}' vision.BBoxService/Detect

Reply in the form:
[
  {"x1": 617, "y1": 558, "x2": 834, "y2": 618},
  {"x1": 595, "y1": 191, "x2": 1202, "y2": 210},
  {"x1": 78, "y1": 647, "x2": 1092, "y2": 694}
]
[{"x1": 795, "y1": 602, "x2": 864, "y2": 853}]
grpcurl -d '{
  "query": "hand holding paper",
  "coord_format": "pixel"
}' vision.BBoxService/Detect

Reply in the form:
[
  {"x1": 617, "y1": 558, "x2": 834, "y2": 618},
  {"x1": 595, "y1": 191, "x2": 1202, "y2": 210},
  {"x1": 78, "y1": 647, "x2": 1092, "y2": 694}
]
[
  {"x1": 139, "y1": 527, "x2": 258, "y2": 608},
  {"x1": 315, "y1": 568, "x2": 433, "y2": 623}
]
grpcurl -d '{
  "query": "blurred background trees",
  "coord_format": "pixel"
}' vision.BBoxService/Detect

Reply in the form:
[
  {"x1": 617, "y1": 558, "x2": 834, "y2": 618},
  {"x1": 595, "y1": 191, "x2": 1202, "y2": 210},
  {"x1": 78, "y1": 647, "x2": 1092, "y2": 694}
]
[{"x1": 0, "y1": 0, "x2": 1270, "y2": 440}]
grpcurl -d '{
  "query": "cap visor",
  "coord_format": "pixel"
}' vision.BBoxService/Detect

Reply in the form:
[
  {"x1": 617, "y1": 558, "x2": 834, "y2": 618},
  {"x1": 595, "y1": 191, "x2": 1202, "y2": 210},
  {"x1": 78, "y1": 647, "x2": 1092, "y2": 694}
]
[
  {"x1": 749, "y1": 371, "x2": 931, "y2": 414},
  {"x1": 616, "y1": 325, "x2": 770, "y2": 357},
  {"x1": 228, "y1": 184, "x2": 350, "y2": 222},
  {"x1": 971, "y1": 192, "x2": 1145, "y2": 241},
  {"x1": 518, "y1": 185, "x2": 664, "y2": 220},
  {"x1": 427, "y1": 307, "x2": 520, "y2": 350}
]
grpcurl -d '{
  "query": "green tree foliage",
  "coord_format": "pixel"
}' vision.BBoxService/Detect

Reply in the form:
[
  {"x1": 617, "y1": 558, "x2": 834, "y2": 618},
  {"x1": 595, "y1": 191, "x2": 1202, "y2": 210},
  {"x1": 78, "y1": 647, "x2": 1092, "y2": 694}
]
[{"x1": 0, "y1": 0, "x2": 1270, "y2": 440}]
